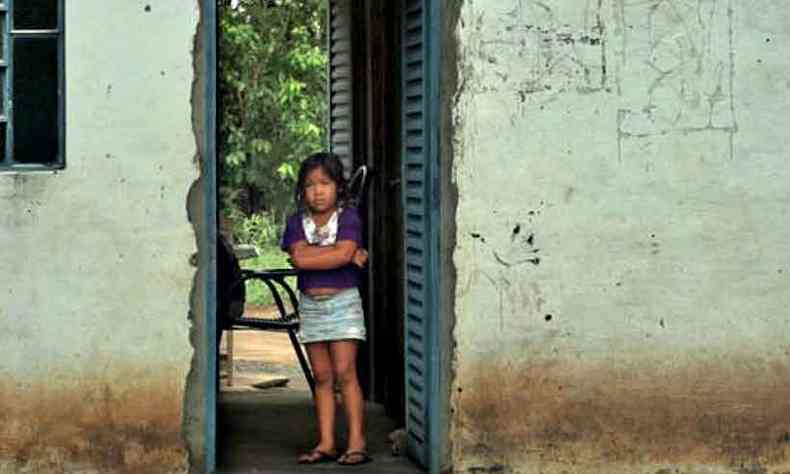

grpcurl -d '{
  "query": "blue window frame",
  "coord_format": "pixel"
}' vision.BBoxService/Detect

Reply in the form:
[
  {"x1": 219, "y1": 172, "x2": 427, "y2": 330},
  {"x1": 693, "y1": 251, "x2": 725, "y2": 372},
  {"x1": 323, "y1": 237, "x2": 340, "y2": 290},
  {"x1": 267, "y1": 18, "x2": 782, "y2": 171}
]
[{"x1": 0, "y1": 0, "x2": 64, "y2": 170}]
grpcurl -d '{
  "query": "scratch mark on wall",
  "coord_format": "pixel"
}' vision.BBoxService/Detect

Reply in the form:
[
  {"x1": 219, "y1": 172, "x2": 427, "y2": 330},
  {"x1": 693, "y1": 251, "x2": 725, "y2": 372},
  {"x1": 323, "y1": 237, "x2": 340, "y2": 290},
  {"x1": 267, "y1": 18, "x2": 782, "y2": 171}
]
[
  {"x1": 616, "y1": 0, "x2": 738, "y2": 162},
  {"x1": 493, "y1": 251, "x2": 540, "y2": 267},
  {"x1": 494, "y1": 225, "x2": 541, "y2": 267},
  {"x1": 466, "y1": 0, "x2": 612, "y2": 122},
  {"x1": 462, "y1": 221, "x2": 550, "y2": 335}
]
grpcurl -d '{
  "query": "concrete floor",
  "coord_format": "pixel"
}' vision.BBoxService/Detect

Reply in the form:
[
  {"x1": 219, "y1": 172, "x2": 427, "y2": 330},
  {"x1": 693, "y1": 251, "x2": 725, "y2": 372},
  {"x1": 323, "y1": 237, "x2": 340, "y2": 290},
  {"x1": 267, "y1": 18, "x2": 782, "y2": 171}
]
[{"x1": 216, "y1": 328, "x2": 423, "y2": 474}]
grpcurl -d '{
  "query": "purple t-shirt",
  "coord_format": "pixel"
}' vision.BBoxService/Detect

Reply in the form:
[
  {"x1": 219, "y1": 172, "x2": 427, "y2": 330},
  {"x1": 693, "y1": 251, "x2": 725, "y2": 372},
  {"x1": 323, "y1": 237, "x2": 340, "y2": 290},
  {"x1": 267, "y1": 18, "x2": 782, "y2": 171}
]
[{"x1": 280, "y1": 207, "x2": 363, "y2": 292}]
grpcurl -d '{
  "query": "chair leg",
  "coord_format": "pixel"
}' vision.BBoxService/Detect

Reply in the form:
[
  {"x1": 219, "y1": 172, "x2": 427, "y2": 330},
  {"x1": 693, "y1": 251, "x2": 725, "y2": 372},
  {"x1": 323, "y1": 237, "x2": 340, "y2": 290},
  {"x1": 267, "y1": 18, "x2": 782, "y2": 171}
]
[
  {"x1": 287, "y1": 329, "x2": 315, "y2": 394},
  {"x1": 227, "y1": 330, "x2": 235, "y2": 387}
]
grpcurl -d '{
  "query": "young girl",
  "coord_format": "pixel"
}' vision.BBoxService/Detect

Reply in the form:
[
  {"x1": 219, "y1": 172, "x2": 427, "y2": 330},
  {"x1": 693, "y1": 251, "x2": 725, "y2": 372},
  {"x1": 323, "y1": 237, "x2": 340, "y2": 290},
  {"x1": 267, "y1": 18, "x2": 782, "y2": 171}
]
[{"x1": 280, "y1": 152, "x2": 372, "y2": 466}]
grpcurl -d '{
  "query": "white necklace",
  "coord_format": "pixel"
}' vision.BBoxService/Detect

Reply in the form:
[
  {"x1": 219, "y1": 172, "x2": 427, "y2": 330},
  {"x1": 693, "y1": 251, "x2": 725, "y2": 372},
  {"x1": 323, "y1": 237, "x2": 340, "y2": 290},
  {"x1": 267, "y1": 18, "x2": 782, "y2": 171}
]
[{"x1": 302, "y1": 208, "x2": 341, "y2": 246}]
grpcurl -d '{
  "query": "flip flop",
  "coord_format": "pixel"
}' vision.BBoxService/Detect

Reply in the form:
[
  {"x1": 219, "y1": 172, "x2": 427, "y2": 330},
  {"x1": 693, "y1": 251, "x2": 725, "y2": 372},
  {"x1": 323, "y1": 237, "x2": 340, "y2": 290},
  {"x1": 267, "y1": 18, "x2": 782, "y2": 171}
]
[
  {"x1": 337, "y1": 450, "x2": 373, "y2": 466},
  {"x1": 297, "y1": 449, "x2": 338, "y2": 464}
]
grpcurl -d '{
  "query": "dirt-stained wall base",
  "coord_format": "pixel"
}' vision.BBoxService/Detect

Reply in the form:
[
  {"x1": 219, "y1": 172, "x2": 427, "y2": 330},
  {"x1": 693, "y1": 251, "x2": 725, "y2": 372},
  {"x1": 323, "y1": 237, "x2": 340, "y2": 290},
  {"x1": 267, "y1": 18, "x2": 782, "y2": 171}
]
[
  {"x1": 0, "y1": 369, "x2": 187, "y2": 473},
  {"x1": 455, "y1": 357, "x2": 790, "y2": 473}
]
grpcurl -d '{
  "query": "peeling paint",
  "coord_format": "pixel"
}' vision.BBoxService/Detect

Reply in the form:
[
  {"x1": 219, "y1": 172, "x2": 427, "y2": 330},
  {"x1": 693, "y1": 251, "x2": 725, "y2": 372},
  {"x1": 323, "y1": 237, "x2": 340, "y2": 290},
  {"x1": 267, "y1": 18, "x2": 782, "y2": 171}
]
[
  {"x1": 183, "y1": 0, "x2": 208, "y2": 471},
  {"x1": 442, "y1": 0, "x2": 464, "y2": 470}
]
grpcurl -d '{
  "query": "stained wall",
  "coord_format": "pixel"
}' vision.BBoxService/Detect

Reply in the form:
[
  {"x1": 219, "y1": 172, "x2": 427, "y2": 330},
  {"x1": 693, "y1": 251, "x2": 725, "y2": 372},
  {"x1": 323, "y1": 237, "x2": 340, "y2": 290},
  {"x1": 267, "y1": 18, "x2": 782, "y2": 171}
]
[
  {"x1": 0, "y1": 2, "x2": 201, "y2": 472},
  {"x1": 450, "y1": 1, "x2": 790, "y2": 472}
]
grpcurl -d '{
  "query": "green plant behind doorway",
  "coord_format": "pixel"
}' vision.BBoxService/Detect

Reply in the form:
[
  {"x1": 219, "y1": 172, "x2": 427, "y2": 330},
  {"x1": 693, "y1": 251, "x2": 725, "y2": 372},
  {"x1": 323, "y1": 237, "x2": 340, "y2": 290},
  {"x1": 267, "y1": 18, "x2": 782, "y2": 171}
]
[{"x1": 219, "y1": 0, "x2": 328, "y2": 252}]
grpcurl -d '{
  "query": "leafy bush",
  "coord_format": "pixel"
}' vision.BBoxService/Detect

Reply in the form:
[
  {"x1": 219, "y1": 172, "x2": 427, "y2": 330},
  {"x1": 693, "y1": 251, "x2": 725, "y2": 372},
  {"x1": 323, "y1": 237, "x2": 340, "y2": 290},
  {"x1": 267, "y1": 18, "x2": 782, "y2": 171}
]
[
  {"x1": 234, "y1": 212, "x2": 282, "y2": 249},
  {"x1": 219, "y1": 0, "x2": 327, "y2": 236},
  {"x1": 219, "y1": 1, "x2": 325, "y2": 308}
]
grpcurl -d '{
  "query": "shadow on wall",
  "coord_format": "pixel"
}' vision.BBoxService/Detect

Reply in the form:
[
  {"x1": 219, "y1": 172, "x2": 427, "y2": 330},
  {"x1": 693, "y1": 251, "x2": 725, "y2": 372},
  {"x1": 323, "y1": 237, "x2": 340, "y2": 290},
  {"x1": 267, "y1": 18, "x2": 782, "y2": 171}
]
[
  {"x1": 0, "y1": 368, "x2": 187, "y2": 473},
  {"x1": 455, "y1": 356, "x2": 790, "y2": 471}
]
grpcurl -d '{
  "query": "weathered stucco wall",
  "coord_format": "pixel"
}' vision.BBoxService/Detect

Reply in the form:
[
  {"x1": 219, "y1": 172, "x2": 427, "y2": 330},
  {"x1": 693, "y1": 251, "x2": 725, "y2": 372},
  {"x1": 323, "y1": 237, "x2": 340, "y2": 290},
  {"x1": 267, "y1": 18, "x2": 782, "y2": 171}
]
[
  {"x1": 0, "y1": 2, "x2": 200, "y2": 472},
  {"x1": 451, "y1": 1, "x2": 790, "y2": 472}
]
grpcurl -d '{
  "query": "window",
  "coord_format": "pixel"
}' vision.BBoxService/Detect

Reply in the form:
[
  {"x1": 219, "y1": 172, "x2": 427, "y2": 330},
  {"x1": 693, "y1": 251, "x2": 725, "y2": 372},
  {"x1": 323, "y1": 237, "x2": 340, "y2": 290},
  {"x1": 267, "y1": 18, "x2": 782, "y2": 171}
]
[{"x1": 0, "y1": 0, "x2": 64, "y2": 170}]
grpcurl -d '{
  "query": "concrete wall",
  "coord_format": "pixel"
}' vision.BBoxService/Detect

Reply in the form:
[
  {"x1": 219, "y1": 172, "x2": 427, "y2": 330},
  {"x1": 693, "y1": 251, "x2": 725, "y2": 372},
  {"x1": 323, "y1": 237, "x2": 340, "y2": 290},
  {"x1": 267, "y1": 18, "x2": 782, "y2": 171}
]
[
  {"x1": 450, "y1": 1, "x2": 790, "y2": 472},
  {"x1": 0, "y1": 2, "x2": 201, "y2": 472}
]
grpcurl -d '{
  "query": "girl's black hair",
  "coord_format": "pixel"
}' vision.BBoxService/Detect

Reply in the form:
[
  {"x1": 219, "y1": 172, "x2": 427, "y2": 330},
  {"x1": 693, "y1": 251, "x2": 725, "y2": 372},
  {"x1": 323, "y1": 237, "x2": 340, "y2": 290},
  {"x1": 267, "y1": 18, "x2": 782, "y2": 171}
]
[{"x1": 294, "y1": 152, "x2": 349, "y2": 210}]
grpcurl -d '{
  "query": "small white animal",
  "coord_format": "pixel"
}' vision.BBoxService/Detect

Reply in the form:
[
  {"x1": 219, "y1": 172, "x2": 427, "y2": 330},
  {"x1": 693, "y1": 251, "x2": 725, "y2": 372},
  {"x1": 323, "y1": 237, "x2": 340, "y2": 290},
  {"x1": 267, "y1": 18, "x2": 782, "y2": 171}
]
[{"x1": 388, "y1": 428, "x2": 408, "y2": 456}]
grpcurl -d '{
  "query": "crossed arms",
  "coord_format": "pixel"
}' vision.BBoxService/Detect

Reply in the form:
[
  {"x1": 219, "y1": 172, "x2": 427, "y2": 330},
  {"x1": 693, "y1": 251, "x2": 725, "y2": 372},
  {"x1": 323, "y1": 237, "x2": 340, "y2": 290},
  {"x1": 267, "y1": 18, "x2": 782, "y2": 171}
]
[{"x1": 287, "y1": 240, "x2": 368, "y2": 270}]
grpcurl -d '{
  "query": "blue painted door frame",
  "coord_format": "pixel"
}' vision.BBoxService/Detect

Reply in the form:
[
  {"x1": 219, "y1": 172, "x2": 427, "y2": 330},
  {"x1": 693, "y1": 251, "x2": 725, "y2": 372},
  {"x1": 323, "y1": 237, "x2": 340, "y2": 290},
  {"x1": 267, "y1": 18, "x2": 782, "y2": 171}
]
[
  {"x1": 202, "y1": 0, "x2": 446, "y2": 471},
  {"x1": 201, "y1": 0, "x2": 218, "y2": 472}
]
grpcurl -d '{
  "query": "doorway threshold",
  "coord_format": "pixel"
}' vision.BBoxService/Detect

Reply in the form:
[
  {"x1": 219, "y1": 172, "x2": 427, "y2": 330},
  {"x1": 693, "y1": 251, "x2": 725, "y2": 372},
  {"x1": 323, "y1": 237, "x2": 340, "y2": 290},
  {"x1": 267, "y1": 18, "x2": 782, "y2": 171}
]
[
  {"x1": 218, "y1": 388, "x2": 422, "y2": 473},
  {"x1": 216, "y1": 331, "x2": 422, "y2": 473}
]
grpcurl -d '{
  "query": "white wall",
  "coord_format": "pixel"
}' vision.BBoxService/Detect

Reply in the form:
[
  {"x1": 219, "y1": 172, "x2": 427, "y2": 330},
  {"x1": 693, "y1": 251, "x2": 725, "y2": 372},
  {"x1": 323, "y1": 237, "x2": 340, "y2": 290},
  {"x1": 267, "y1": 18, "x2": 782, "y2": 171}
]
[
  {"x1": 451, "y1": 1, "x2": 790, "y2": 472},
  {"x1": 0, "y1": 2, "x2": 199, "y2": 471}
]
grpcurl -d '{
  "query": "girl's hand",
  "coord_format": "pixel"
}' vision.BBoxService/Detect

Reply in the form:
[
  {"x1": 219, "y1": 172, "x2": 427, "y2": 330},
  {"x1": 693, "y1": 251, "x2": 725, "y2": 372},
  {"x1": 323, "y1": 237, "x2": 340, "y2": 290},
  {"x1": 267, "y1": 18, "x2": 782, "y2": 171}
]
[{"x1": 352, "y1": 248, "x2": 369, "y2": 268}]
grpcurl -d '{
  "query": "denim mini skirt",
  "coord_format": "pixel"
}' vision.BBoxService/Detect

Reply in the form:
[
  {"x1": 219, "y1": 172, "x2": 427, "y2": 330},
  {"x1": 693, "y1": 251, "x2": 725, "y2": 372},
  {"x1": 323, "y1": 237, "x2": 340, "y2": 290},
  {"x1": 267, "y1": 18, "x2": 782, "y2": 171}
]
[{"x1": 298, "y1": 288, "x2": 366, "y2": 344}]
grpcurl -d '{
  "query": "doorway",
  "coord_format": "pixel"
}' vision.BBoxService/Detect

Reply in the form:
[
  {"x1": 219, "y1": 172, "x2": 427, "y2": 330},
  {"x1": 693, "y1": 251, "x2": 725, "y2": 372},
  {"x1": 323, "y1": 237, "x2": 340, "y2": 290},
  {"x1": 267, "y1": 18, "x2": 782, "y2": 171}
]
[{"x1": 211, "y1": 1, "x2": 431, "y2": 472}]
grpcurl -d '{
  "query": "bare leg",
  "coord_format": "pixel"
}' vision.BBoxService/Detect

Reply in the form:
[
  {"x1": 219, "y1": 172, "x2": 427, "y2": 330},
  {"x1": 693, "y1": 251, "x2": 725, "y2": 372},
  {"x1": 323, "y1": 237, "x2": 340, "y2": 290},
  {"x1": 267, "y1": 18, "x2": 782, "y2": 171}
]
[
  {"x1": 298, "y1": 342, "x2": 337, "y2": 462},
  {"x1": 329, "y1": 340, "x2": 366, "y2": 454}
]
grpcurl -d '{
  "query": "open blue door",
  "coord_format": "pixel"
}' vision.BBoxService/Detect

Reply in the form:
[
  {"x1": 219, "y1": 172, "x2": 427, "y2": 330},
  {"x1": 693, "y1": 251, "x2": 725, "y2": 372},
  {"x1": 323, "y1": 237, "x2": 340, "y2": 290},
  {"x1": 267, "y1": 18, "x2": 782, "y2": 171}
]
[
  {"x1": 328, "y1": 0, "x2": 354, "y2": 177},
  {"x1": 401, "y1": 0, "x2": 442, "y2": 471}
]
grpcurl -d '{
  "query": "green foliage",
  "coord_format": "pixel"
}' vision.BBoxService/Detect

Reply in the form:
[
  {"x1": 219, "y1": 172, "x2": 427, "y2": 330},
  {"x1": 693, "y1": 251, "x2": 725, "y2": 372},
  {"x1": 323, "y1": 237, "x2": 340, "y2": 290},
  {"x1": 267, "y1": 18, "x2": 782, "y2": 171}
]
[
  {"x1": 219, "y1": 0, "x2": 327, "y2": 233},
  {"x1": 224, "y1": 206, "x2": 282, "y2": 248},
  {"x1": 241, "y1": 247, "x2": 297, "y2": 306}
]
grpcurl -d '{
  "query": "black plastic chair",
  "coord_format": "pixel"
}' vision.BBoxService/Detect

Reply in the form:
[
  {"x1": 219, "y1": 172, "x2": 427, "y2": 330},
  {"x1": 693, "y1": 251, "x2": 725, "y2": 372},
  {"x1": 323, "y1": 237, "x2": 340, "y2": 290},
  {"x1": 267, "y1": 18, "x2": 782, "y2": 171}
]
[{"x1": 217, "y1": 237, "x2": 315, "y2": 394}]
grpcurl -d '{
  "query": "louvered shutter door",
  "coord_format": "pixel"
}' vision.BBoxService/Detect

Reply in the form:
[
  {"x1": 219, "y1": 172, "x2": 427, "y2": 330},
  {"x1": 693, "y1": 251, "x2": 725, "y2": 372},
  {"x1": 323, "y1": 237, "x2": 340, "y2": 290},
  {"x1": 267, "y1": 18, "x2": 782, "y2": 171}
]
[
  {"x1": 328, "y1": 0, "x2": 353, "y2": 178},
  {"x1": 402, "y1": 0, "x2": 440, "y2": 470}
]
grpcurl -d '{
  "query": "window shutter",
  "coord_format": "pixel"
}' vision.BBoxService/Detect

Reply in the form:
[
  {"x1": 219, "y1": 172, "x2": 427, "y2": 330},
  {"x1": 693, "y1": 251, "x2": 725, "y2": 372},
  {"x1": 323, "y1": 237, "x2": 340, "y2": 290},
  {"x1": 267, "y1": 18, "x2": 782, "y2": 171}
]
[
  {"x1": 402, "y1": 0, "x2": 440, "y2": 471},
  {"x1": 328, "y1": 0, "x2": 353, "y2": 178}
]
